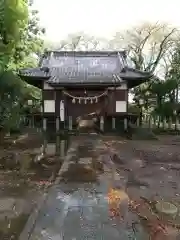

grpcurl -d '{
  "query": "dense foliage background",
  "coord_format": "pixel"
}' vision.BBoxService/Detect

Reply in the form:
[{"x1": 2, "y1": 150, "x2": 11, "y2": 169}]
[{"x1": 0, "y1": 0, "x2": 44, "y2": 134}]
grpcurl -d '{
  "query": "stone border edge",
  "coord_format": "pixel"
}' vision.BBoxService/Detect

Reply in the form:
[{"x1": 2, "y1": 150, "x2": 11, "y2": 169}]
[{"x1": 19, "y1": 141, "x2": 79, "y2": 240}]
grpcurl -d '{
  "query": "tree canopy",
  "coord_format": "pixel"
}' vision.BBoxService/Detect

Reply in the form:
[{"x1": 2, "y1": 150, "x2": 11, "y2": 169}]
[
  {"x1": 0, "y1": 0, "x2": 44, "y2": 133},
  {"x1": 0, "y1": 0, "x2": 28, "y2": 72}
]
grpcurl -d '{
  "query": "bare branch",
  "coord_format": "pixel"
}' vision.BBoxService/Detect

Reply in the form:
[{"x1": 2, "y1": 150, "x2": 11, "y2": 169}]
[{"x1": 145, "y1": 28, "x2": 177, "y2": 72}]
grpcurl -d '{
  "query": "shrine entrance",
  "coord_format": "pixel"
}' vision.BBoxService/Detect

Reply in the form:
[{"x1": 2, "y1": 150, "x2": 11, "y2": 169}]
[{"x1": 64, "y1": 89, "x2": 108, "y2": 122}]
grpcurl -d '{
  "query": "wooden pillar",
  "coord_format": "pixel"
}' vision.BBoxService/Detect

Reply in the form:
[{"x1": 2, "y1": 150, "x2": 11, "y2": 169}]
[
  {"x1": 68, "y1": 116, "x2": 72, "y2": 130},
  {"x1": 150, "y1": 116, "x2": 153, "y2": 129},
  {"x1": 43, "y1": 118, "x2": 47, "y2": 132},
  {"x1": 56, "y1": 117, "x2": 60, "y2": 133},
  {"x1": 56, "y1": 136, "x2": 60, "y2": 155},
  {"x1": 60, "y1": 139, "x2": 65, "y2": 158},
  {"x1": 175, "y1": 117, "x2": 179, "y2": 130},
  {"x1": 100, "y1": 116, "x2": 104, "y2": 132},
  {"x1": 162, "y1": 119, "x2": 166, "y2": 130},
  {"x1": 124, "y1": 118, "x2": 128, "y2": 130},
  {"x1": 137, "y1": 118, "x2": 140, "y2": 127},
  {"x1": 168, "y1": 117, "x2": 172, "y2": 129},
  {"x1": 32, "y1": 115, "x2": 35, "y2": 128},
  {"x1": 153, "y1": 117, "x2": 156, "y2": 127},
  {"x1": 42, "y1": 118, "x2": 47, "y2": 154},
  {"x1": 112, "y1": 117, "x2": 116, "y2": 130},
  {"x1": 28, "y1": 118, "x2": 32, "y2": 128}
]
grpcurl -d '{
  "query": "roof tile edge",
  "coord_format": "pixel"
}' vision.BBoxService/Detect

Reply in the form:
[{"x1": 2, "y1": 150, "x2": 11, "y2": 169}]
[{"x1": 43, "y1": 50, "x2": 127, "y2": 57}]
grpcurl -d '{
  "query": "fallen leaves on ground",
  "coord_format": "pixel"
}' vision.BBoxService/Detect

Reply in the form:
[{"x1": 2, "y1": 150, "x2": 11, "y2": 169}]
[
  {"x1": 130, "y1": 198, "x2": 180, "y2": 239},
  {"x1": 106, "y1": 187, "x2": 179, "y2": 239},
  {"x1": 107, "y1": 188, "x2": 129, "y2": 219}
]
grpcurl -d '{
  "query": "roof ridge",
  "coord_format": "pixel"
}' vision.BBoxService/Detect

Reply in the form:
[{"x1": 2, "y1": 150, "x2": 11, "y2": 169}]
[{"x1": 44, "y1": 50, "x2": 126, "y2": 56}]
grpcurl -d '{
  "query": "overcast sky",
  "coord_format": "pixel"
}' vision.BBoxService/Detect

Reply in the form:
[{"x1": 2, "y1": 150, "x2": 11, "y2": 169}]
[{"x1": 34, "y1": 0, "x2": 180, "y2": 41}]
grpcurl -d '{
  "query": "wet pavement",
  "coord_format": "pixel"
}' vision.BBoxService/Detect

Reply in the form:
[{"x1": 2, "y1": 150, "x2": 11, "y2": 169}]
[{"x1": 20, "y1": 136, "x2": 148, "y2": 239}]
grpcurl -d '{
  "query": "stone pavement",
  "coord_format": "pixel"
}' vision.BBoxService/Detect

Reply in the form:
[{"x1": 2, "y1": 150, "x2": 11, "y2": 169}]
[{"x1": 19, "y1": 136, "x2": 148, "y2": 239}]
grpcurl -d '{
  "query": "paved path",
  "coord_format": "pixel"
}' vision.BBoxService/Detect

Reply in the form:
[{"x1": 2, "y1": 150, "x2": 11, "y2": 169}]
[{"x1": 19, "y1": 136, "x2": 148, "y2": 239}]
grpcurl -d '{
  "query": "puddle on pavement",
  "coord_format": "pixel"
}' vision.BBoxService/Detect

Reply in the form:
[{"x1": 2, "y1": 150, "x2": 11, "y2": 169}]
[
  {"x1": 61, "y1": 160, "x2": 104, "y2": 182},
  {"x1": 61, "y1": 139, "x2": 104, "y2": 183},
  {"x1": 36, "y1": 183, "x2": 149, "y2": 239},
  {"x1": 0, "y1": 133, "x2": 69, "y2": 240},
  {"x1": 51, "y1": 141, "x2": 149, "y2": 239}
]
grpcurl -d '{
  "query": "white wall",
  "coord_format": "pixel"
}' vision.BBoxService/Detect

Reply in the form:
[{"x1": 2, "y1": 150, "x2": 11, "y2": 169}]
[
  {"x1": 43, "y1": 82, "x2": 54, "y2": 90},
  {"x1": 44, "y1": 100, "x2": 55, "y2": 113},
  {"x1": 116, "y1": 101, "x2": 127, "y2": 112}
]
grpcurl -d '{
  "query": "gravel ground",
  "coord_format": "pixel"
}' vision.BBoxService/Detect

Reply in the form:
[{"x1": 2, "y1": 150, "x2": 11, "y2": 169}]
[{"x1": 102, "y1": 135, "x2": 180, "y2": 239}]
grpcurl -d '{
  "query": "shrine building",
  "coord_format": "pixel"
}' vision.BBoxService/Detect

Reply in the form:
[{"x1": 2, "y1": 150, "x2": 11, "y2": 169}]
[{"x1": 18, "y1": 51, "x2": 152, "y2": 132}]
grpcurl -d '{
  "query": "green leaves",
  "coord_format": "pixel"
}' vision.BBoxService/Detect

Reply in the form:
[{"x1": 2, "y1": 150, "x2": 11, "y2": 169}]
[
  {"x1": 0, "y1": 70, "x2": 41, "y2": 131},
  {"x1": 0, "y1": 1, "x2": 43, "y2": 132},
  {"x1": 4, "y1": 0, "x2": 28, "y2": 37},
  {"x1": 0, "y1": 0, "x2": 28, "y2": 73},
  {"x1": 9, "y1": 4, "x2": 45, "y2": 71}
]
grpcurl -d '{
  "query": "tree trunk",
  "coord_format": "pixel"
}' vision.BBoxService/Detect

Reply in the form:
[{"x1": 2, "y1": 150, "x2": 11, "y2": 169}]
[
  {"x1": 157, "y1": 116, "x2": 161, "y2": 129},
  {"x1": 148, "y1": 116, "x2": 152, "y2": 129},
  {"x1": 0, "y1": 130, "x2": 6, "y2": 144}
]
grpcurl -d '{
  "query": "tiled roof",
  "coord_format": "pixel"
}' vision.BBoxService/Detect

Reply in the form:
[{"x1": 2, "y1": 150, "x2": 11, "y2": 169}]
[
  {"x1": 19, "y1": 51, "x2": 125, "y2": 81},
  {"x1": 19, "y1": 67, "x2": 49, "y2": 78},
  {"x1": 40, "y1": 50, "x2": 127, "y2": 68},
  {"x1": 18, "y1": 51, "x2": 153, "y2": 86},
  {"x1": 44, "y1": 51, "x2": 125, "y2": 83}
]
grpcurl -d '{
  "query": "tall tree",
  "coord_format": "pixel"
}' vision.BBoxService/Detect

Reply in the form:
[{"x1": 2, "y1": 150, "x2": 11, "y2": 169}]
[
  {"x1": 0, "y1": 0, "x2": 28, "y2": 73},
  {"x1": 109, "y1": 22, "x2": 177, "y2": 73},
  {"x1": 9, "y1": 1, "x2": 45, "y2": 70},
  {"x1": 0, "y1": 1, "x2": 44, "y2": 135}
]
